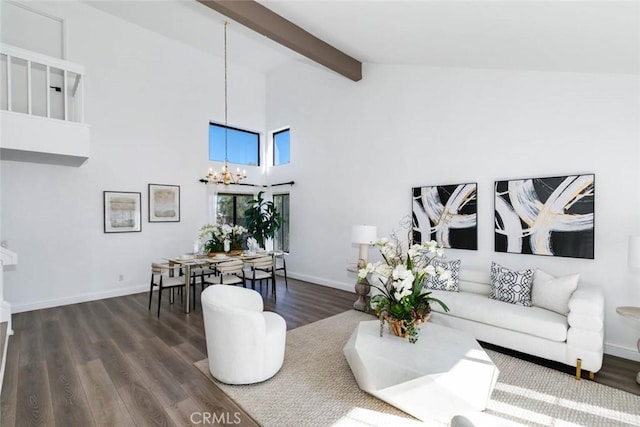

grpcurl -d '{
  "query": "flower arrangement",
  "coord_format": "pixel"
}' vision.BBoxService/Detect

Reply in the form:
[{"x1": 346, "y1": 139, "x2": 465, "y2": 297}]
[
  {"x1": 358, "y1": 232, "x2": 452, "y2": 343},
  {"x1": 199, "y1": 223, "x2": 248, "y2": 253}
]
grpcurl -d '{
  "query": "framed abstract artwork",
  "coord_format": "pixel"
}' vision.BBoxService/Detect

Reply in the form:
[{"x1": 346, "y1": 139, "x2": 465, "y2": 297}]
[
  {"x1": 494, "y1": 174, "x2": 595, "y2": 259},
  {"x1": 148, "y1": 184, "x2": 180, "y2": 222},
  {"x1": 412, "y1": 183, "x2": 478, "y2": 250},
  {"x1": 103, "y1": 191, "x2": 142, "y2": 233}
]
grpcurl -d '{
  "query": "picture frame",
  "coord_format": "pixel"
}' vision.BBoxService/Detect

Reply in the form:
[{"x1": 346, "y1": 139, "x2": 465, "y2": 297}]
[
  {"x1": 103, "y1": 191, "x2": 142, "y2": 233},
  {"x1": 494, "y1": 174, "x2": 595, "y2": 259},
  {"x1": 412, "y1": 182, "x2": 478, "y2": 250},
  {"x1": 148, "y1": 184, "x2": 180, "y2": 222}
]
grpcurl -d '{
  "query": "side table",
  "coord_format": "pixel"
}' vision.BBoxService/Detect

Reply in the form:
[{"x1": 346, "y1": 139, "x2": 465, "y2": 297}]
[{"x1": 616, "y1": 306, "x2": 640, "y2": 384}]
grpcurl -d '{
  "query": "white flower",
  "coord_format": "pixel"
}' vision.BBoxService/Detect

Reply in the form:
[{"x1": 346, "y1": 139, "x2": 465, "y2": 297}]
[
  {"x1": 446, "y1": 278, "x2": 456, "y2": 291},
  {"x1": 438, "y1": 269, "x2": 452, "y2": 281},
  {"x1": 423, "y1": 265, "x2": 436, "y2": 276},
  {"x1": 423, "y1": 240, "x2": 438, "y2": 253},
  {"x1": 394, "y1": 284, "x2": 412, "y2": 300},
  {"x1": 436, "y1": 247, "x2": 445, "y2": 257},
  {"x1": 391, "y1": 265, "x2": 415, "y2": 293}
]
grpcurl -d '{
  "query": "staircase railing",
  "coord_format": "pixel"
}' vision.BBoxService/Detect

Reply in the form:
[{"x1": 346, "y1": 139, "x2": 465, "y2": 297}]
[{"x1": 1, "y1": 43, "x2": 85, "y2": 123}]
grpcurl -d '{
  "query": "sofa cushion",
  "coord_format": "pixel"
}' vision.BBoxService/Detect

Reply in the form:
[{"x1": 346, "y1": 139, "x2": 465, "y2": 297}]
[
  {"x1": 489, "y1": 262, "x2": 534, "y2": 306},
  {"x1": 532, "y1": 269, "x2": 579, "y2": 315},
  {"x1": 430, "y1": 289, "x2": 568, "y2": 342},
  {"x1": 425, "y1": 259, "x2": 461, "y2": 291}
]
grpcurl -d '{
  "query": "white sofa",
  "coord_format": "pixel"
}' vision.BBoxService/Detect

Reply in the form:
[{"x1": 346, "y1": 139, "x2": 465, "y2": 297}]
[{"x1": 427, "y1": 270, "x2": 605, "y2": 378}]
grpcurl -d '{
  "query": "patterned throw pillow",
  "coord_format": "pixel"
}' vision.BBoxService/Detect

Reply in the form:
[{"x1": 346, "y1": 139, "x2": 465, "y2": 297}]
[
  {"x1": 425, "y1": 259, "x2": 461, "y2": 291},
  {"x1": 489, "y1": 262, "x2": 534, "y2": 306}
]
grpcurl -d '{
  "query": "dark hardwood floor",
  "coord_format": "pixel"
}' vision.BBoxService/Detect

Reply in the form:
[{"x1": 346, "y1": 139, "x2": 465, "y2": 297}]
[{"x1": 1, "y1": 278, "x2": 639, "y2": 426}]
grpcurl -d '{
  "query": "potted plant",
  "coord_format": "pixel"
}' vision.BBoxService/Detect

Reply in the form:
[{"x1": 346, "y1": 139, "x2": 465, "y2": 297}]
[
  {"x1": 244, "y1": 191, "x2": 283, "y2": 249},
  {"x1": 358, "y1": 232, "x2": 451, "y2": 343}
]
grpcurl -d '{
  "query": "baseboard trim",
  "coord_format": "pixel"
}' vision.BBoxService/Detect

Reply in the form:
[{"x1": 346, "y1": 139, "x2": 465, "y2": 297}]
[
  {"x1": 11, "y1": 284, "x2": 149, "y2": 313},
  {"x1": 286, "y1": 271, "x2": 354, "y2": 293},
  {"x1": 604, "y1": 342, "x2": 640, "y2": 362}
]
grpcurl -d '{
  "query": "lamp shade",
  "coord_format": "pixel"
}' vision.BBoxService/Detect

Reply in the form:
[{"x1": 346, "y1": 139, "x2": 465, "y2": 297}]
[
  {"x1": 351, "y1": 225, "x2": 377, "y2": 244},
  {"x1": 629, "y1": 236, "x2": 640, "y2": 271}
]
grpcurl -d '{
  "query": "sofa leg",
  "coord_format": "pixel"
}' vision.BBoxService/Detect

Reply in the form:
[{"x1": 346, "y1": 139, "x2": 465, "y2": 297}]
[
  {"x1": 589, "y1": 371, "x2": 595, "y2": 380},
  {"x1": 576, "y1": 358, "x2": 582, "y2": 381}
]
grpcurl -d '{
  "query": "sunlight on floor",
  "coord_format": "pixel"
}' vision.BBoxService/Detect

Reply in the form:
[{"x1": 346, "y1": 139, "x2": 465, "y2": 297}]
[
  {"x1": 330, "y1": 407, "x2": 445, "y2": 427},
  {"x1": 490, "y1": 383, "x2": 640, "y2": 425}
]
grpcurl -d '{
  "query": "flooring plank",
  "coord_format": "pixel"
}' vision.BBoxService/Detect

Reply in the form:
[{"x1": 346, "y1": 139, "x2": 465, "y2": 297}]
[
  {"x1": 125, "y1": 347, "x2": 189, "y2": 406},
  {"x1": 0, "y1": 333, "x2": 20, "y2": 426},
  {"x1": 76, "y1": 359, "x2": 135, "y2": 427},
  {"x1": 40, "y1": 319, "x2": 94, "y2": 427},
  {"x1": 15, "y1": 361, "x2": 54, "y2": 426},
  {"x1": 93, "y1": 338, "x2": 174, "y2": 427}
]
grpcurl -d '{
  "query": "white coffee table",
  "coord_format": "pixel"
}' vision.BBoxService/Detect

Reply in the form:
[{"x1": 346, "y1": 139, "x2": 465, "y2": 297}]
[{"x1": 343, "y1": 320, "x2": 499, "y2": 423}]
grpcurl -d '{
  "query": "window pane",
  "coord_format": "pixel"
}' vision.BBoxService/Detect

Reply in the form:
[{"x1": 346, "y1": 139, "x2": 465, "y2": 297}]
[
  {"x1": 234, "y1": 195, "x2": 253, "y2": 229},
  {"x1": 274, "y1": 193, "x2": 290, "y2": 252},
  {"x1": 216, "y1": 194, "x2": 234, "y2": 224},
  {"x1": 273, "y1": 129, "x2": 290, "y2": 166},
  {"x1": 209, "y1": 123, "x2": 260, "y2": 166}
]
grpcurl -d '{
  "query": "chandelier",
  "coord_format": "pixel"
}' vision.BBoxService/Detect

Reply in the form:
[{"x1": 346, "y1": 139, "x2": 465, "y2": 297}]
[{"x1": 202, "y1": 21, "x2": 247, "y2": 186}]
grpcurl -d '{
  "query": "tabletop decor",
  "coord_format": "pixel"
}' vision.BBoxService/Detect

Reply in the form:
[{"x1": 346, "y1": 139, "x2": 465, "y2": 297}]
[
  {"x1": 358, "y1": 232, "x2": 451, "y2": 343},
  {"x1": 199, "y1": 223, "x2": 247, "y2": 255}
]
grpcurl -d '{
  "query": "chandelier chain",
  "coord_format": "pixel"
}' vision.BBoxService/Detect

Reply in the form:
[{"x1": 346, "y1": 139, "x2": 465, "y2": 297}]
[
  {"x1": 201, "y1": 21, "x2": 247, "y2": 186},
  {"x1": 224, "y1": 21, "x2": 228, "y2": 162}
]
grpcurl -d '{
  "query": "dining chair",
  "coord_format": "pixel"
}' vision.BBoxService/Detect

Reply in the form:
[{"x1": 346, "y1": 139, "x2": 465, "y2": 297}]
[
  {"x1": 149, "y1": 262, "x2": 189, "y2": 318},
  {"x1": 186, "y1": 263, "x2": 217, "y2": 306},
  {"x1": 245, "y1": 256, "x2": 277, "y2": 298},
  {"x1": 273, "y1": 251, "x2": 289, "y2": 289},
  {"x1": 204, "y1": 259, "x2": 245, "y2": 286}
]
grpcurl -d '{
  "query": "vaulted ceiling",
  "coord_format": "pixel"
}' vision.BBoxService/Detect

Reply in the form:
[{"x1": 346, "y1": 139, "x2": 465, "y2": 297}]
[{"x1": 87, "y1": 1, "x2": 640, "y2": 78}]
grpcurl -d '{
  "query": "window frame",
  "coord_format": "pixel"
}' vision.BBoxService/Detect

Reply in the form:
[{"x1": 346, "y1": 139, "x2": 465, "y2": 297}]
[{"x1": 209, "y1": 121, "x2": 261, "y2": 167}]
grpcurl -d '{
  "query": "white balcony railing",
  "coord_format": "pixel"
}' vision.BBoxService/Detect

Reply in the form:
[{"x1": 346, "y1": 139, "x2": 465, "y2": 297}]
[{"x1": 1, "y1": 43, "x2": 85, "y2": 123}]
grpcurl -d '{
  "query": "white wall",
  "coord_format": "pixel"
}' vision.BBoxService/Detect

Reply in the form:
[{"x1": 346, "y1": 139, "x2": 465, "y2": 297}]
[
  {"x1": 1, "y1": 1, "x2": 266, "y2": 310},
  {"x1": 266, "y1": 62, "x2": 640, "y2": 360}
]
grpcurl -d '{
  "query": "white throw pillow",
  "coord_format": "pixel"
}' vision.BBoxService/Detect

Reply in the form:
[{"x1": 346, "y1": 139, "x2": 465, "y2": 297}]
[
  {"x1": 532, "y1": 269, "x2": 579, "y2": 315},
  {"x1": 489, "y1": 262, "x2": 534, "y2": 306}
]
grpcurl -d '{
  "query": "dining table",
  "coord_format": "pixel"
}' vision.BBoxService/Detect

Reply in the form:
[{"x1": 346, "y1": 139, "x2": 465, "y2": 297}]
[{"x1": 167, "y1": 252, "x2": 271, "y2": 314}]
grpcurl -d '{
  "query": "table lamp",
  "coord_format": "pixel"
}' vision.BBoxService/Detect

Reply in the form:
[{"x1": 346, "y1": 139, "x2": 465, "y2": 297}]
[
  {"x1": 351, "y1": 225, "x2": 377, "y2": 312},
  {"x1": 628, "y1": 235, "x2": 640, "y2": 272},
  {"x1": 352, "y1": 225, "x2": 377, "y2": 268}
]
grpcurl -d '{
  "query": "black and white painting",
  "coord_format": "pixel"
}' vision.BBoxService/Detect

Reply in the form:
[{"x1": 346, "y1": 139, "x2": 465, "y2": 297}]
[
  {"x1": 412, "y1": 183, "x2": 477, "y2": 250},
  {"x1": 494, "y1": 174, "x2": 595, "y2": 259}
]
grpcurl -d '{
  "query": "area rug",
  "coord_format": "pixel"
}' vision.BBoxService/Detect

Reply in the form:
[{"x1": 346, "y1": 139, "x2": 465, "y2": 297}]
[{"x1": 195, "y1": 310, "x2": 640, "y2": 427}]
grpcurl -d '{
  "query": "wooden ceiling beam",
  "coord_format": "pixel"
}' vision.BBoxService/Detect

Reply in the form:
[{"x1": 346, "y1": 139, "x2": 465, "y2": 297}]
[{"x1": 197, "y1": 0, "x2": 362, "y2": 81}]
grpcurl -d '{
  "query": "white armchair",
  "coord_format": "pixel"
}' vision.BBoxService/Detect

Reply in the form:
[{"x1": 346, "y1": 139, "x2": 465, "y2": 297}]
[{"x1": 201, "y1": 285, "x2": 286, "y2": 384}]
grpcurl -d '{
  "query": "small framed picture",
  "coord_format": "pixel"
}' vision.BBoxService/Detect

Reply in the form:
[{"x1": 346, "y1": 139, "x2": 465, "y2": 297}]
[
  {"x1": 148, "y1": 184, "x2": 180, "y2": 222},
  {"x1": 104, "y1": 191, "x2": 142, "y2": 233}
]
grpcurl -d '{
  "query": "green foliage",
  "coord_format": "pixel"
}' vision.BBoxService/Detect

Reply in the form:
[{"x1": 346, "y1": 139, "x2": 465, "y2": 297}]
[{"x1": 244, "y1": 191, "x2": 283, "y2": 248}]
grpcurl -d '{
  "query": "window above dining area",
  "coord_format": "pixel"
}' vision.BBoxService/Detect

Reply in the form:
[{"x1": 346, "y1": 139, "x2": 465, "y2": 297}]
[{"x1": 209, "y1": 122, "x2": 260, "y2": 166}]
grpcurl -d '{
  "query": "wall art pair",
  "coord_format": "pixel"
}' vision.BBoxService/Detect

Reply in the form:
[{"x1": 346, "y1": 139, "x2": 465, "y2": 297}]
[
  {"x1": 412, "y1": 174, "x2": 595, "y2": 259},
  {"x1": 103, "y1": 184, "x2": 180, "y2": 233}
]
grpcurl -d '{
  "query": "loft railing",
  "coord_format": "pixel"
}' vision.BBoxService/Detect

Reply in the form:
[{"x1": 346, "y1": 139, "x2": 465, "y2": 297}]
[{"x1": 0, "y1": 43, "x2": 85, "y2": 123}]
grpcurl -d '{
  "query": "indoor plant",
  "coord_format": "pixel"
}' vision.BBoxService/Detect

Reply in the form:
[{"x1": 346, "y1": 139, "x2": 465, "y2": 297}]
[
  {"x1": 199, "y1": 223, "x2": 248, "y2": 254},
  {"x1": 244, "y1": 191, "x2": 283, "y2": 249},
  {"x1": 358, "y1": 232, "x2": 451, "y2": 343}
]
